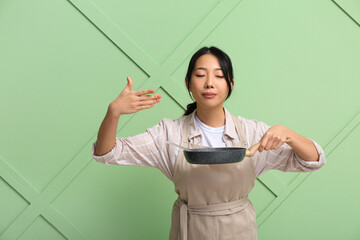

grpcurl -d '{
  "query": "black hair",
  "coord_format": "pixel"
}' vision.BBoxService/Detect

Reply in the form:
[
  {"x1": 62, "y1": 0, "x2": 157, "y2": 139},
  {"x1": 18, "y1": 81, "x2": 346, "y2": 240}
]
[{"x1": 183, "y1": 46, "x2": 234, "y2": 116}]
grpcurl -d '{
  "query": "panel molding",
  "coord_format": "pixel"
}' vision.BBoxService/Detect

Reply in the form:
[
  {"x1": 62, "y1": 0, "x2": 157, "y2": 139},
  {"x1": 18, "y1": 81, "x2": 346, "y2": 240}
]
[
  {"x1": 0, "y1": 157, "x2": 36, "y2": 204},
  {"x1": 0, "y1": 145, "x2": 92, "y2": 239},
  {"x1": 332, "y1": 0, "x2": 360, "y2": 26},
  {"x1": 258, "y1": 173, "x2": 287, "y2": 197},
  {"x1": 68, "y1": 0, "x2": 159, "y2": 75}
]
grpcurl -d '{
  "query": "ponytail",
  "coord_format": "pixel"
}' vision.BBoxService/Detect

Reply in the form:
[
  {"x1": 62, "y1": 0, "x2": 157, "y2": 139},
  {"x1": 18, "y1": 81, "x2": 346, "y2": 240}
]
[{"x1": 183, "y1": 102, "x2": 197, "y2": 116}]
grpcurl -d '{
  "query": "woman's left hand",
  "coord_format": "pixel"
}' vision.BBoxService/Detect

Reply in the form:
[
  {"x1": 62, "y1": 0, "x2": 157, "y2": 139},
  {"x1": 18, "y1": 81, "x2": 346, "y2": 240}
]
[{"x1": 259, "y1": 125, "x2": 289, "y2": 152}]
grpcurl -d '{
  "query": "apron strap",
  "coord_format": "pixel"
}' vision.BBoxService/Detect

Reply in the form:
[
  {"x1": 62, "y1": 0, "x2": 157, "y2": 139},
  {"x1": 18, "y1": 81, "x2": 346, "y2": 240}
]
[
  {"x1": 181, "y1": 113, "x2": 193, "y2": 147},
  {"x1": 231, "y1": 114, "x2": 248, "y2": 148}
]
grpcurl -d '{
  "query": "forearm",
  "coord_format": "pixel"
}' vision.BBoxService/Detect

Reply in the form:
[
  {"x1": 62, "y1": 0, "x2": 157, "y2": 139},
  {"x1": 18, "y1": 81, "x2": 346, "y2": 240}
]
[
  {"x1": 285, "y1": 127, "x2": 319, "y2": 162},
  {"x1": 94, "y1": 105, "x2": 120, "y2": 156}
]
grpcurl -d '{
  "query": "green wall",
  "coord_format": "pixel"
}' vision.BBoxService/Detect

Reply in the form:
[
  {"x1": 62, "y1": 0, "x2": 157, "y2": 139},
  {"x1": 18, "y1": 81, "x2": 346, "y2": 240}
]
[{"x1": 1, "y1": 0, "x2": 359, "y2": 239}]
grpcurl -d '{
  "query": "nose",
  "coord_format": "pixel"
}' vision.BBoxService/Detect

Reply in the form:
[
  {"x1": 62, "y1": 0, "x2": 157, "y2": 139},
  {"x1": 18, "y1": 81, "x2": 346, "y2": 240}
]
[{"x1": 205, "y1": 76, "x2": 214, "y2": 88}]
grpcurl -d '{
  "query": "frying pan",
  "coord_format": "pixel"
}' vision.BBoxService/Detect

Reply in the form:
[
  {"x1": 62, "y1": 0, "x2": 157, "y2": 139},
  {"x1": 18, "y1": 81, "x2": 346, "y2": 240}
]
[{"x1": 167, "y1": 141, "x2": 261, "y2": 164}]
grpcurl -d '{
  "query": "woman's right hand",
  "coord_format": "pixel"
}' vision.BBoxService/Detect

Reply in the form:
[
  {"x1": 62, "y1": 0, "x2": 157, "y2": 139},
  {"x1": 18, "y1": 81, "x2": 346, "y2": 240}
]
[{"x1": 108, "y1": 76, "x2": 162, "y2": 118}]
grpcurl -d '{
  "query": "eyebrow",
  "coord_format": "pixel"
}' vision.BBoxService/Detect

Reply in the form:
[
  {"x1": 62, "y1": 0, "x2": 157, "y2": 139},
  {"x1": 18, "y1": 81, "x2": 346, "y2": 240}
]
[{"x1": 194, "y1": 67, "x2": 222, "y2": 71}]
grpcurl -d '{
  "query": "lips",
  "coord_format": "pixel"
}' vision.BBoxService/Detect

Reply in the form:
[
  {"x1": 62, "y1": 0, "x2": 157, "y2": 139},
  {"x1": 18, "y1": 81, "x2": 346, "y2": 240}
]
[{"x1": 202, "y1": 92, "x2": 216, "y2": 99}]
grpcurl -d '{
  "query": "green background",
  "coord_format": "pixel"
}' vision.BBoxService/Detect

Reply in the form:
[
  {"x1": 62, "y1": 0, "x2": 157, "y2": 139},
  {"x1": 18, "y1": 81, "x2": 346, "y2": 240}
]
[{"x1": 1, "y1": 0, "x2": 360, "y2": 239}]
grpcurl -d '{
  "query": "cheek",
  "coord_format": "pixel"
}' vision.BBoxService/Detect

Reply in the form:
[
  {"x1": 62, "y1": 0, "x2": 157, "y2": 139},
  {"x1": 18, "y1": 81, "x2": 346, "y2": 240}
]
[
  {"x1": 220, "y1": 83, "x2": 229, "y2": 95},
  {"x1": 191, "y1": 82, "x2": 202, "y2": 92}
]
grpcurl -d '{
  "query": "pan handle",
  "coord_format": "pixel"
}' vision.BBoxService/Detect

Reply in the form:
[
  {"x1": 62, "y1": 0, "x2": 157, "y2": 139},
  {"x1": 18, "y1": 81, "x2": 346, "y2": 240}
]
[{"x1": 245, "y1": 142, "x2": 261, "y2": 157}]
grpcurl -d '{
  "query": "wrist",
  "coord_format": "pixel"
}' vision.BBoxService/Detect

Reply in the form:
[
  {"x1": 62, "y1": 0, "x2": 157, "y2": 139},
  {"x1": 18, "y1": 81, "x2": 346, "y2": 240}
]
[
  {"x1": 107, "y1": 104, "x2": 122, "y2": 119},
  {"x1": 283, "y1": 126, "x2": 295, "y2": 145}
]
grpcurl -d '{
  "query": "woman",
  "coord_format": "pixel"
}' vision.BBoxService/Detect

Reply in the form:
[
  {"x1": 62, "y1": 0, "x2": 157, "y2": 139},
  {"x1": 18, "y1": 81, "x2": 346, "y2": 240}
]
[{"x1": 92, "y1": 46, "x2": 326, "y2": 239}]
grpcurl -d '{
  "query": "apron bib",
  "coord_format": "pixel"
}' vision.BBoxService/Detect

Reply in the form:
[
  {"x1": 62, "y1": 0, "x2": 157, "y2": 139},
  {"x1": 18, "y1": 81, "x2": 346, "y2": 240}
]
[{"x1": 169, "y1": 112, "x2": 257, "y2": 240}]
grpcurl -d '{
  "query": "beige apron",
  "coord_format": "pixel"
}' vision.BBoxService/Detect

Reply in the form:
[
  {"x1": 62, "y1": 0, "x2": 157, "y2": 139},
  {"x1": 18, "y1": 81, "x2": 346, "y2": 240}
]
[{"x1": 169, "y1": 112, "x2": 257, "y2": 240}]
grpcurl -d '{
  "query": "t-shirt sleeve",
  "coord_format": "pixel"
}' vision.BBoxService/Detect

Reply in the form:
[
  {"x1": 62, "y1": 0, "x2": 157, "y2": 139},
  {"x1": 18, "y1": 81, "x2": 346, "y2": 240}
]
[
  {"x1": 91, "y1": 119, "x2": 174, "y2": 181},
  {"x1": 243, "y1": 118, "x2": 326, "y2": 177}
]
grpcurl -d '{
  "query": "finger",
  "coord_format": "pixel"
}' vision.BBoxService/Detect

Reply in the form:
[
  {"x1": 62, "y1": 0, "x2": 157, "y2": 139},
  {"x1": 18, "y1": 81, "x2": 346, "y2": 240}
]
[
  {"x1": 136, "y1": 104, "x2": 154, "y2": 111},
  {"x1": 140, "y1": 99, "x2": 161, "y2": 106},
  {"x1": 275, "y1": 137, "x2": 287, "y2": 149},
  {"x1": 259, "y1": 133, "x2": 270, "y2": 152},
  {"x1": 125, "y1": 76, "x2": 133, "y2": 91},
  {"x1": 271, "y1": 137, "x2": 281, "y2": 150},
  {"x1": 274, "y1": 140, "x2": 284, "y2": 150},
  {"x1": 139, "y1": 94, "x2": 162, "y2": 101},
  {"x1": 264, "y1": 134, "x2": 274, "y2": 151},
  {"x1": 134, "y1": 89, "x2": 155, "y2": 96},
  {"x1": 140, "y1": 97, "x2": 161, "y2": 106}
]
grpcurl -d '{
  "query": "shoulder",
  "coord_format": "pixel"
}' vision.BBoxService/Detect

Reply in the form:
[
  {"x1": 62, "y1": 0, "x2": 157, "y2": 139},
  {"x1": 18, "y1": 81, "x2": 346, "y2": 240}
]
[{"x1": 158, "y1": 115, "x2": 186, "y2": 127}]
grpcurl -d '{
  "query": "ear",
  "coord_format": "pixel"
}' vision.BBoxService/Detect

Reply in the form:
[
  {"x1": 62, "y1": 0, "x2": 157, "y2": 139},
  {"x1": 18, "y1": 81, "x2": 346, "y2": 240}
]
[{"x1": 230, "y1": 80, "x2": 234, "y2": 90}]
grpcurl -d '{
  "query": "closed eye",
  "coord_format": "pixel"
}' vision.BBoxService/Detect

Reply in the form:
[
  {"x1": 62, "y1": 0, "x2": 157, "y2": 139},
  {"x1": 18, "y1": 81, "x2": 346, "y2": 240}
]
[{"x1": 195, "y1": 75, "x2": 224, "y2": 78}]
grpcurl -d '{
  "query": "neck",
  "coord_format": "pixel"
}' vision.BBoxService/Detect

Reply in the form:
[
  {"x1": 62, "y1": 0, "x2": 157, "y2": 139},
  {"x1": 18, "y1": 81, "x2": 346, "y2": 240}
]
[{"x1": 196, "y1": 105, "x2": 225, "y2": 127}]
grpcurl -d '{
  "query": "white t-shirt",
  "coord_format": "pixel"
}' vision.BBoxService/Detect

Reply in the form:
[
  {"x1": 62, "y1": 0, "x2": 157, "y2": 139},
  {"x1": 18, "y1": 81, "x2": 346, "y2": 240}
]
[{"x1": 194, "y1": 113, "x2": 226, "y2": 148}]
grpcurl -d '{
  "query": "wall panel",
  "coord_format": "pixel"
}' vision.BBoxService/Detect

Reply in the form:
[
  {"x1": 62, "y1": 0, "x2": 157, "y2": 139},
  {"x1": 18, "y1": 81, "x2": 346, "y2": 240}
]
[{"x1": 1, "y1": 0, "x2": 359, "y2": 239}]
